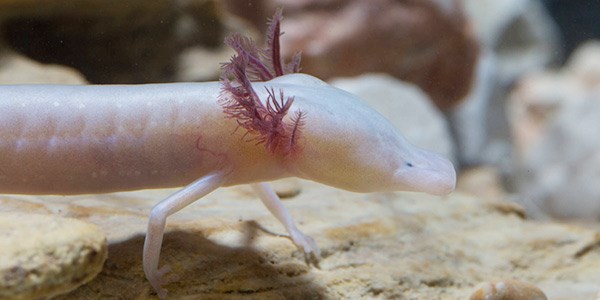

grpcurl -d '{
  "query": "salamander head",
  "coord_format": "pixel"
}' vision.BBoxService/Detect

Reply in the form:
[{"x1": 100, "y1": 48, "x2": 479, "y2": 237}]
[
  {"x1": 392, "y1": 146, "x2": 457, "y2": 195},
  {"x1": 218, "y1": 9, "x2": 454, "y2": 195},
  {"x1": 279, "y1": 74, "x2": 456, "y2": 195}
]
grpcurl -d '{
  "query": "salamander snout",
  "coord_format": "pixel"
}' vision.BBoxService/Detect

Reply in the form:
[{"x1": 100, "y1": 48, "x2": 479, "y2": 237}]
[{"x1": 394, "y1": 149, "x2": 456, "y2": 195}]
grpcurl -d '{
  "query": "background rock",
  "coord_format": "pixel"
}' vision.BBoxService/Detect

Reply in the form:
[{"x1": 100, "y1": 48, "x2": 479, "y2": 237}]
[
  {"x1": 451, "y1": 0, "x2": 561, "y2": 167},
  {"x1": 469, "y1": 279, "x2": 547, "y2": 300},
  {"x1": 0, "y1": 51, "x2": 87, "y2": 84},
  {"x1": 223, "y1": 0, "x2": 479, "y2": 111},
  {"x1": 456, "y1": 167, "x2": 509, "y2": 204},
  {"x1": 463, "y1": 0, "x2": 560, "y2": 84},
  {"x1": 508, "y1": 41, "x2": 600, "y2": 220}
]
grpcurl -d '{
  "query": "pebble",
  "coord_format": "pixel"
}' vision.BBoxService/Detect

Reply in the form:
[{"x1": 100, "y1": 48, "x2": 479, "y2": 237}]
[{"x1": 470, "y1": 279, "x2": 547, "y2": 300}]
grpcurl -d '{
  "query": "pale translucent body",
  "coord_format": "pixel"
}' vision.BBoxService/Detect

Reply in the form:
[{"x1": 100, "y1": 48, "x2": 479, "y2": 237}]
[{"x1": 0, "y1": 74, "x2": 456, "y2": 298}]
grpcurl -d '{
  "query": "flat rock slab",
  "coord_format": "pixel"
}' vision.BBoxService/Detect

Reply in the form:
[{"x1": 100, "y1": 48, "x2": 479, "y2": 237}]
[
  {"x1": 0, "y1": 212, "x2": 107, "y2": 300},
  {"x1": 1, "y1": 178, "x2": 599, "y2": 299}
]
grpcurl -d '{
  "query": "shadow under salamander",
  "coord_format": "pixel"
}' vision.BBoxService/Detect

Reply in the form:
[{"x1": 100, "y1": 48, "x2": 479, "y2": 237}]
[{"x1": 59, "y1": 220, "x2": 326, "y2": 299}]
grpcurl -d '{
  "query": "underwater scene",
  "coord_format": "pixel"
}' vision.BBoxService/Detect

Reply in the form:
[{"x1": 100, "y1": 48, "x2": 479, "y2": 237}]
[{"x1": 0, "y1": 0, "x2": 599, "y2": 299}]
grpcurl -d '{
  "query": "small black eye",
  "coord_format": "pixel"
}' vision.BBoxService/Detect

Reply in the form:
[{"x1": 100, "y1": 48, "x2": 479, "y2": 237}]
[{"x1": 406, "y1": 162, "x2": 414, "y2": 167}]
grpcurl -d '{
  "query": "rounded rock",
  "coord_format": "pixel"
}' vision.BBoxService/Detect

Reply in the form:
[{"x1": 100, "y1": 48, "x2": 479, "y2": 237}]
[
  {"x1": 0, "y1": 212, "x2": 107, "y2": 300},
  {"x1": 470, "y1": 279, "x2": 547, "y2": 300}
]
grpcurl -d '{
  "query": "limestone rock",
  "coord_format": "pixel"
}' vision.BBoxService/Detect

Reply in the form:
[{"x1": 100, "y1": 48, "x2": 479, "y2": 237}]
[
  {"x1": 469, "y1": 279, "x2": 547, "y2": 300},
  {"x1": 1, "y1": 177, "x2": 599, "y2": 299},
  {"x1": 0, "y1": 212, "x2": 107, "y2": 300},
  {"x1": 463, "y1": 0, "x2": 560, "y2": 83},
  {"x1": 0, "y1": 51, "x2": 87, "y2": 84},
  {"x1": 456, "y1": 167, "x2": 507, "y2": 203},
  {"x1": 508, "y1": 41, "x2": 600, "y2": 220},
  {"x1": 175, "y1": 46, "x2": 235, "y2": 82},
  {"x1": 450, "y1": 0, "x2": 561, "y2": 166},
  {"x1": 223, "y1": 0, "x2": 479, "y2": 111},
  {"x1": 330, "y1": 74, "x2": 456, "y2": 164},
  {"x1": 566, "y1": 41, "x2": 600, "y2": 87}
]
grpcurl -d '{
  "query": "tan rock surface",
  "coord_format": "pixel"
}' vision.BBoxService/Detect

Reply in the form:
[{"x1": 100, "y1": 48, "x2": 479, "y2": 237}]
[
  {"x1": 0, "y1": 51, "x2": 87, "y2": 84},
  {"x1": 1, "y1": 175, "x2": 599, "y2": 299},
  {"x1": 0, "y1": 212, "x2": 107, "y2": 300},
  {"x1": 469, "y1": 279, "x2": 547, "y2": 300}
]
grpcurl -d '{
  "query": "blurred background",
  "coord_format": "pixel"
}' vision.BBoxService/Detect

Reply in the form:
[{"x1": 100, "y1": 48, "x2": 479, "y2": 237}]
[{"x1": 0, "y1": 0, "x2": 599, "y2": 223}]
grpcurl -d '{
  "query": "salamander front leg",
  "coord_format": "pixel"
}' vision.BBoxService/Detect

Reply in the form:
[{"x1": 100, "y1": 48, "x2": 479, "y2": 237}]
[
  {"x1": 251, "y1": 182, "x2": 321, "y2": 260},
  {"x1": 144, "y1": 172, "x2": 227, "y2": 299}
]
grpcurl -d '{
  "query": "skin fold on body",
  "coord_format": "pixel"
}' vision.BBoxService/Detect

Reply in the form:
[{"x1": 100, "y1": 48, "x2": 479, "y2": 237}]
[{"x1": 0, "y1": 10, "x2": 456, "y2": 298}]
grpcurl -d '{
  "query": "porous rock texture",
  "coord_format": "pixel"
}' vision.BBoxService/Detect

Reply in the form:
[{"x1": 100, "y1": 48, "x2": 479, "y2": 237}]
[
  {"x1": 1, "y1": 172, "x2": 599, "y2": 299},
  {"x1": 0, "y1": 213, "x2": 107, "y2": 300}
]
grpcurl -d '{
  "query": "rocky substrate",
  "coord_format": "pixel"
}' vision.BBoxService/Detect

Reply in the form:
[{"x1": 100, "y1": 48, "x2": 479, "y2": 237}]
[
  {"x1": 1, "y1": 174, "x2": 598, "y2": 299},
  {"x1": 0, "y1": 213, "x2": 107, "y2": 300},
  {"x1": 0, "y1": 1, "x2": 599, "y2": 298}
]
